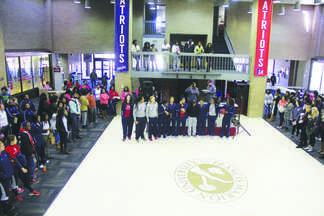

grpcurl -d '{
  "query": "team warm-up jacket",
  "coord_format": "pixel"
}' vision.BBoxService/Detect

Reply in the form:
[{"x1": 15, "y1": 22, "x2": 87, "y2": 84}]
[
  {"x1": 18, "y1": 129, "x2": 36, "y2": 157},
  {"x1": 198, "y1": 103, "x2": 208, "y2": 119},
  {"x1": 176, "y1": 103, "x2": 188, "y2": 118},
  {"x1": 158, "y1": 104, "x2": 168, "y2": 119},
  {"x1": 167, "y1": 103, "x2": 177, "y2": 119},
  {"x1": 0, "y1": 151, "x2": 14, "y2": 181},
  {"x1": 121, "y1": 102, "x2": 134, "y2": 118}
]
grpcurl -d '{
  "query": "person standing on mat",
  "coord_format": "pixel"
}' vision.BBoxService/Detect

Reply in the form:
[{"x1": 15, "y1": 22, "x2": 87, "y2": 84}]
[
  {"x1": 146, "y1": 96, "x2": 159, "y2": 141},
  {"x1": 207, "y1": 98, "x2": 218, "y2": 136},
  {"x1": 197, "y1": 99, "x2": 208, "y2": 136},
  {"x1": 134, "y1": 96, "x2": 147, "y2": 142},
  {"x1": 176, "y1": 97, "x2": 188, "y2": 136},
  {"x1": 167, "y1": 96, "x2": 177, "y2": 136},
  {"x1": 121, "y1": 94, "x2": 134, "y2": 141},
  {"x1": 158, "y1": 101, "x2": 169, "y2": 139},
  {"x1": 220, "y1": 98, "x2": 235, "y2": 138}
]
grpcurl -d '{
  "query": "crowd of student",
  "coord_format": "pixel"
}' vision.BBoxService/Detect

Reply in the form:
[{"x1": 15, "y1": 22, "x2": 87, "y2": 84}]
[
  {"x1": 0, "y1": 79, "x2": 124, "y2": 215},
  {"x1": 120, "y1": 81, "x2": 236, "y2": 142},
  {"x1": 265, "y1": 89, "x2": 324, "y2": 157}
]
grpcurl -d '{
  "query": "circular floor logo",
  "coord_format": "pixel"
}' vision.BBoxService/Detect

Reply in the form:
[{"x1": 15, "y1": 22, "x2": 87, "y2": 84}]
[{"x1": 174, "y1": 159, "x2": 248, "y2": 202}]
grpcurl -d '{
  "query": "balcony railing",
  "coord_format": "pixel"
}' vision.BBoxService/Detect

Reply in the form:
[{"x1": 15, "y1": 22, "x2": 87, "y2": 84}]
[{"x1": 131, "y1": 52, "x2": 250, "y2": 80}]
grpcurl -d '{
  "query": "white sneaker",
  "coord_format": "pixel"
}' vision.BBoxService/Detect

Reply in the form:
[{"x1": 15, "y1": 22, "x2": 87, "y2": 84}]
[
  {"x1": 46, "y1": 160, "x2": 50, "y2": 164},
  {"x1": 277, "y1": 126, "x2": 282, "y2": 129},
  {"x1": 39, "y1": 164, "x2": 45, "y2": 169},
  {"x1": 303, "y1": 146, "x2": 310, "y2": 151},
  {"x1": 307, "y1": 147, "x2": 313, "y2": 152}
]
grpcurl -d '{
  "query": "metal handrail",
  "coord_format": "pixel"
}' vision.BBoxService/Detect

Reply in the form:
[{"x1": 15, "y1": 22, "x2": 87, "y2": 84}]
[{"x1": 131, "y1": 51, "x2": 250, "y2": 74}]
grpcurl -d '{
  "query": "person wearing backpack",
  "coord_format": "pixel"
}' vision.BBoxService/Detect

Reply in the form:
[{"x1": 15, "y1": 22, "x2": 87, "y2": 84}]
[
  {"x1": 6, "y1": 135, "x2": 40, "y2": 199},
  {"x1": 19, "y1": 122, "x2": 39, "y2": 184}
]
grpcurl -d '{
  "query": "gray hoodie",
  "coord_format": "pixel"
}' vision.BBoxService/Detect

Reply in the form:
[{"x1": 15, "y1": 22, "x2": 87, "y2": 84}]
[
  {"x1": 133, "y1": 102, "x2": 147, "y2": 119},
  {"x1": 146, "y1": 102, "x2": 158, "y2": 120}
]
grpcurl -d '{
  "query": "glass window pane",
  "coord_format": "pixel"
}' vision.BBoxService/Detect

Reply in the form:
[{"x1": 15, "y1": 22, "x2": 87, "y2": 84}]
[
  {"x1": 21, "y1": 56, "x2": 33, "y2": 91},
  {"x1": 309, "y1": 61, "x2": 323, "y2": 92},
  {"x1": 32, "y1": 56, "x2": 43, "y2": 88},
  {"x1": 96, "y1": 70, "x2": 102, "y2": 78},
  {"x1": 6, "y1": 57, "x2": 21, "y2": 94},
  {"x1": 41, "y1": 56, "x2": 50, "y2": 84}
]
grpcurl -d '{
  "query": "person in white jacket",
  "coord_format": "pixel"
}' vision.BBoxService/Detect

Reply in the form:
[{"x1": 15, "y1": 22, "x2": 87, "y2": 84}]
[
  {"x1": 264, "y1": 89, "x2": 273, "y2": 119},
  {"x1": 172, "y1": 42, "x2": 181, "y2": 71}
]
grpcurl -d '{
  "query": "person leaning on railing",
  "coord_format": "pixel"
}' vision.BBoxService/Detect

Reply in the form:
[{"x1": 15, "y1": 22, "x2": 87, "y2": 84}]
[
  {"x1": 132, "y1": 40, "x2": 141, "y2": 71},
  {"x1": 194, "y1": 41, "x2": 204, "y2": 72},
  {"x1": 172, "y1": 42, "x2": 181, "y2": 72}
]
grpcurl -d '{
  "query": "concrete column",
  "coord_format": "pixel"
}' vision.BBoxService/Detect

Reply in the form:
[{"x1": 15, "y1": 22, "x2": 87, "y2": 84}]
[
  {"x1": 0, "y1": 22, "x2": 7, "y2": 87},
  {"x1": 115, "y1": 0, "x2": 133, "y2": 114},
  {"x1": 247, "y1": 0, "x2": 272, "y2": 118}
]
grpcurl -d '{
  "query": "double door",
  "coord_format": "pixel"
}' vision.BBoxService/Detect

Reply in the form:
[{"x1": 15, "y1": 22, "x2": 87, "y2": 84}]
[{"x1": 94, "y1": 58, "x2": 115, "y2": 80}]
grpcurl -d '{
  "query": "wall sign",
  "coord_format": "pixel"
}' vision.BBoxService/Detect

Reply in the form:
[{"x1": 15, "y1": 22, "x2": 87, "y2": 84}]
[
  {"x1": 254, "y1": 0, "x2": 273, "y2": 76},
  {"x1": 115, "y1": 0, "x2": 129, "y2": 73}
]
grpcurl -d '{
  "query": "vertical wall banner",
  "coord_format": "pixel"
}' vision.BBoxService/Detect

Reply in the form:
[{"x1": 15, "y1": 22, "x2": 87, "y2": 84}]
[
  {"x1": 115, "y1": 0, "x2": 129, "y2": 73},
  {"x1": 254, "y1": 0, "x2": 273, "y2": 76}
]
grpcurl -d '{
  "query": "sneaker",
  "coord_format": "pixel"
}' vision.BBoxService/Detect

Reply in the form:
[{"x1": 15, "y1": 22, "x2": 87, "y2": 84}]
[
  {"x1": 303, "y1": 146, "x2": 310, "y2": 151},
  {"x1": 39, "y1": 164, "x2": 45, "y2": 169},
  {"x1": 128, "y1": 137, "x2": 131, "y2": 140},
  {"x1": 46, "y1": 160, "x2": 50, "y2": 164},
  {"x1": 307, "y1": 147, "x2": 314, "y2": 152},
  {"x1": 16, "y1": 195, "x2": 23, "y2": 201},
  {"x1": 149, "y1": 138, "x2": 153, "y2": 141},
  {"x1": 155, "y1": 137, "x2": 158, "y2": 140},
  {"x1": 122, "y1": 138, "x2": 126, "y2": 141},
  {"x1": 32, "y1": 179, "x2": 39, "y2": 184},
  {"x1": 277, "y1": 126, "x2": 282, "y2": 129},
  {"x1": 136, "y1": 139, "x2": 139, "y2": 142},
  {"x1": 29, "y1": 190, "x2": 40, "y2": 196},
  {"x1": 17, "y1": 188, "x2": 24, "y2": 194}
]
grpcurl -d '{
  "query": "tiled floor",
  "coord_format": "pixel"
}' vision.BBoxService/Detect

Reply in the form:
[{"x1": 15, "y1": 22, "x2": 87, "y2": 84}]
[{"x1": 1, "y1": 116, "x2": 113, "y2": 216}]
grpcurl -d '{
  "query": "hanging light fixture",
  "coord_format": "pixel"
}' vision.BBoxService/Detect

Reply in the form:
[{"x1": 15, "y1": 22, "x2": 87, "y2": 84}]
[
  {"x1": 85, "y1": 0, "x2": 91, "y2": 8},
  {"x1": 223, "y1": 0, "x2": 230, "y2": 8},
  {"x1": 278, "y1": 6, "x2": 285, "y2": 15},
  {"x1": 73, "y1": 0, "x2": 81, "y2": 4},
  {"x1": 293, "y1": 0, "x2": 301, "y2": 11},
  {"x1": 248, "y1": 4, "x2": 253, "y2": 14}
]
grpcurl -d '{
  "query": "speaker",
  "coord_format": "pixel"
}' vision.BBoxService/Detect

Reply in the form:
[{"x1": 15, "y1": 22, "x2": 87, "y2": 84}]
[{"x1": 142, "y1": 81, "x2": 153, "y2": 100}]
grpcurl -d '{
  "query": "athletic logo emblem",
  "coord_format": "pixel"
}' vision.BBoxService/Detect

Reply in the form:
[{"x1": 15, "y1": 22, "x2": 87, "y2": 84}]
[{"x1": 174, "y1": 159, "x2": 248, "y2": 202}]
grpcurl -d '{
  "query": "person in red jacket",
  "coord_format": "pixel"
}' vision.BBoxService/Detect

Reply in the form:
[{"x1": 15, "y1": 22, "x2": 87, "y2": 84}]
[
  {"x1": 109, "y1": 86, "x2": 119, "y2": 115},
  {"x1": 5, "y1": 135, "x2": 40, "y2": 198}
]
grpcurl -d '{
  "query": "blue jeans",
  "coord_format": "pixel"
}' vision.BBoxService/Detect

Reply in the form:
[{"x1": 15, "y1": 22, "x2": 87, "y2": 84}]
[
  {"x1": 122, "y1": 116, "x2": 134, "y2": 139},
  {"x1": 197, "y1": 117, "x2": 206, "y2": 135},
  {"x1": 207, "y1": 115, "x2": 216, "y2": 135},
  {"x1": 158, "y1": 118, "x2": 168, "y2": 138},
  {"x1": 135, "y1": 117, "x2": 146, "y2": 140},
  {"x1": 148, "y1": 117, "x2": 158, "y2": 139},
  {"x1": 71, "y1": 113, "x2": 80, "y2": 139},
  {"x1": 220, "y1": 117, "x2": 231, "y2": 137},
  {"x1": 168, "y1": 118, "x2": 177, "y2": 136},
  {"x1": 177, "y1": 117, "x2": 187, "y2": 136},
  {"x1": 26, "y1": 155, "x2": 34, "y2": 181}
]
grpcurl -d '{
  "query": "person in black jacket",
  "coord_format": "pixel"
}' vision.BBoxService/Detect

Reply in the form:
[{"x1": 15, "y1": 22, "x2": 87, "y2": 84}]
[
  {"x1": 297, "y1": 104, "x2": 312, "y2": 148},
  {"x1": 187, "y1": 100, "x2": 199, "y2": 136},
  {"x1": 37, "y1": 93, "x2": 50, "y2": 117},
  {"x1": 183, "y1": 40, "x2": 195, "y2": 71},
  {"x1": 121, "y1": 94, "x2": 134, "y2": 141},
  {"x1": 18, "y1": 122, "x2": 38, "y2": 184},
  {"x1": 20, "y1": 94, "x2": 36, "y2": 112},
  {"x1": 56, "y1": 101, "x2": 70, "y2": 154}
]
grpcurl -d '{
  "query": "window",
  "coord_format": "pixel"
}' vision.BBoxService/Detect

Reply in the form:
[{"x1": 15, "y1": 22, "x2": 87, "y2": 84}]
[
  {"x1": 309, "y1": 60, "x2": 324, "y2": 94},
  {"x1": 6, "y1": 57, "x2": 21, "y2": 94},
  {"x1": 21, "y1": 56, "x2": 33, "y2": 92},
  {"x1": 32, "y1": 56, "x2": 49, "y2": 88}
]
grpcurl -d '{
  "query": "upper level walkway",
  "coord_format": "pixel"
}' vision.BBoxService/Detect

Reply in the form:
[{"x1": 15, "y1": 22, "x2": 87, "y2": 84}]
[{"x1": 131, "y1": 52, "x2": 250, "y2": 81}]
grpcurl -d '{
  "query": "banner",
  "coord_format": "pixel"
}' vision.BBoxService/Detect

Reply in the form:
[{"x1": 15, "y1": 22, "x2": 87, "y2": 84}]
[
  {"x1": 254, "y1": 0, "x2": 273, "y2": 76},
  {"x1": 115, "y1": 0, "x2": 129, "y2": 73}
]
